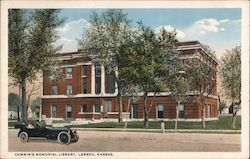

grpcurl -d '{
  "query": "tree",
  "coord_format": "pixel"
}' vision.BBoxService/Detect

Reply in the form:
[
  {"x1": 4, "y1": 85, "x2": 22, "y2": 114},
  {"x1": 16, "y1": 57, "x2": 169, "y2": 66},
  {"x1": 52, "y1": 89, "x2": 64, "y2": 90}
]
[
  {"x1": 187, "y1": 44, "x2": 217, "y2": 128},
  {"x1": 79, "y1": 9, "x2": 132, "y2": 122},
  {"x1": 127, "y1": 23, "x2": 178, "y2": 128},
  {"x1": 26, "y1": 82, "x2": 40, "y2": 113},
  {"x1": 220, "y1": 46, "x2": 241, "y2": 128},
  {"x1": 8, "y1": 9, "x2": 64, "y2": 123},
  {"x1": 170, "y1": 75, "x2": 189, "y2": 132},
  {"x1": 8, "y1": 93, "x2": 21, "y2": 120},
  {"x1": 30, "y1": 97, "x2": 42, "y2": 119}
]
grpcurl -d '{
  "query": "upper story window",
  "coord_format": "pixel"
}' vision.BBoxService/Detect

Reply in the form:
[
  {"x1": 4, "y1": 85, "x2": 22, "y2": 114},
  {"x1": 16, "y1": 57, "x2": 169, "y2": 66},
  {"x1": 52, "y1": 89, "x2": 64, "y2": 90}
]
[
  {"x1": 95, "y1": 63, "x2": 101, "y2": 94},
  {"x1": 178, "y1": 59, "x2": 185, "y2": 70},
  {"x1": 106, "y1": 73, "x2": 115, "y2": 94},
  {"x1": 66, "y1": 67, "x2": 73, "y2": 78},
  {"x1": 207, "y1": 84, "x2": 210, "y2": 94},
  {"x1": 83, "y1": 65, "x2": 88, "y2": 76},
  {"x1": 66, "y1": 84, "x2": 73, "y2": 95},
  {"x1": 83, "y1": 79, "x2": 88, "y2": 94},
  {"x1": 211, "y1": 82, "x2": 215, "y2": 95},
  {"x1": 52, "y1": 85, "x2": 58, "y2": 95},
  {"x1": 95, "y1": 63, "x2": 101, "y2": 77}
]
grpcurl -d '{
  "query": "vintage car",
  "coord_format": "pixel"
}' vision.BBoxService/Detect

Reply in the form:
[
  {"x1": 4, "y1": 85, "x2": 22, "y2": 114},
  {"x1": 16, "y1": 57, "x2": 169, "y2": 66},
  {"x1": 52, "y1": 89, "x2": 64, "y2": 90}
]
[{"x1": 15, "y1": 122, "x2": 79, "y2": 145}]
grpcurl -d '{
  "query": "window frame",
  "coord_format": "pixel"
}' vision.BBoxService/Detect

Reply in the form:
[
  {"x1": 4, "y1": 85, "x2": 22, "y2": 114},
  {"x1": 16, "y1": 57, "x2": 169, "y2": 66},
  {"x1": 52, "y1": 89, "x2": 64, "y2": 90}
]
[
  {"x1": 81, "y1": 105, "x2": 88, "y2": 113},
  {"x1": 83, "y1": 78, "x2": 88, "y2": 94},
  {"x1": 66, "y1": 105, "x2": 72, "y2": 118},
  {"x1": 94, "y1": 104, "x2": 101, "y2": 113},
  {"x1": 106, "y1": 73, "x2": 116, "y2": 94},
  {"x1": 66, "y1": 84, "x2": 73, "y2": 95},
  {"x1": 157, "y1": 104, "x2": 164, "y2": 119},
  {"x1": 51, "y1": 105, "x2": 57, "y2": 118},
  {"x1": 52, "y1": 85, "x2": 58, "y2": 95},
  {"x1": 66, "y1": 67, "x2": 73, "y2": 78},
  {"x1": 179, "y1": 104, "x2": 185, "y2": 118},
  {"x1": 83, "y1": 65, "x2": 88, "y2": 77}
]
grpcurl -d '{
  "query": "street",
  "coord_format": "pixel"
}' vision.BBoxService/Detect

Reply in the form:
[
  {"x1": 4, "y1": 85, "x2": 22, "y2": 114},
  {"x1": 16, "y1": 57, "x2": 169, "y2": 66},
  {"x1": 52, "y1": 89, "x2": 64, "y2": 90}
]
[{"x1": 9, "y1": 129, "x2": 240, "y2": 152}]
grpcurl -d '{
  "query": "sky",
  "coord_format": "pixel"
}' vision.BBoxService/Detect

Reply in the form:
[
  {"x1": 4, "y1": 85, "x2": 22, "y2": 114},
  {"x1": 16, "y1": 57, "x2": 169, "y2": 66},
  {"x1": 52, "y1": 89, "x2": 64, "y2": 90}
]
[{"x1": 55, "y1": 8, "x2": 241, "y2": 59}]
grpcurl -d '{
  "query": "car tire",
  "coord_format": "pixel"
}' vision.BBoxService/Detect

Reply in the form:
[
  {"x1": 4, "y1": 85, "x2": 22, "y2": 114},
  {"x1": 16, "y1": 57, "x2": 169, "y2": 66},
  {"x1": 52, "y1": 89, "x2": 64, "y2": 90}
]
[
  {"x1": 57, "y1": 131, "x2": 71, "y2": 145},
  {"x1": 19, "y1": 132, "x2": 29, "y2": 142}
]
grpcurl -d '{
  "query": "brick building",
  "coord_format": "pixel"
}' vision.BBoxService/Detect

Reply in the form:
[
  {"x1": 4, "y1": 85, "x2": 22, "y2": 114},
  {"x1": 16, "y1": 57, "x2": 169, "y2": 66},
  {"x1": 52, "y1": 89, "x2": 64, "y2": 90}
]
[{"x1": 42, "y1": 41, "x2": 219, "y2": 121}]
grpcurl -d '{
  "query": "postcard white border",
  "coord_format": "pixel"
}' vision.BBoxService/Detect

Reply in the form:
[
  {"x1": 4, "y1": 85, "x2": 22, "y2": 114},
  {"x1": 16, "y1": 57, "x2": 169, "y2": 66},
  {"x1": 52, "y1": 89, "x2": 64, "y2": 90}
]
[{"x1": 1, "y1": 1, "x2": 249, "y2": 159}]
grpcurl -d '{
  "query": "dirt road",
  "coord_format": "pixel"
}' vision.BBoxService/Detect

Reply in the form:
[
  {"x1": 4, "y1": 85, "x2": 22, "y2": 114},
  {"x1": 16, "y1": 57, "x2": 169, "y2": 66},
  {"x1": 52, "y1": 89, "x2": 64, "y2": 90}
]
[{"x1": 9, "y1": 129, "x2": 240, "y2": 152}]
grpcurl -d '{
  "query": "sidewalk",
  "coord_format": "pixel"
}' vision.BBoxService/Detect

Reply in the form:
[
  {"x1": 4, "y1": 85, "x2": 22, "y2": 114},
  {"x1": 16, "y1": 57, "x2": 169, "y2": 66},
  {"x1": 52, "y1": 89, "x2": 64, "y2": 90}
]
[
  {"x1": 8, "y1": 126, "x2": 241, "y2": 134},
  {"x1": 73, "y1": 128, "x2": 241, "y2": 134}
]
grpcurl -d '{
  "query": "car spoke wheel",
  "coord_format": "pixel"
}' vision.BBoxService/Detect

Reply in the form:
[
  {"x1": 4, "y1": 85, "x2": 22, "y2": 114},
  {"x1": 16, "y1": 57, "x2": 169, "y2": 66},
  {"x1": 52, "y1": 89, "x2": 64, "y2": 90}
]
[
  {"x1": 19, "y1": 132, "x2": 29, "y2": 142},
  {"x1": 57, "y1": 132, "x2": 71, "y2": 145}
]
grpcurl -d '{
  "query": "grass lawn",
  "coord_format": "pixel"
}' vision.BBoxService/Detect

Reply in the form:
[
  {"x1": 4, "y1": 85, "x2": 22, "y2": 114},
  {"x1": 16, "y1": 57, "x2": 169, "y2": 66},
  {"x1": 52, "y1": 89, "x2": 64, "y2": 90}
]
[
  {"x1": 69, "y1": 116, "x2": 241, "y2": 130},
  {"x1": 8, "y1": 116, "x2": 241, "y2": 130}
]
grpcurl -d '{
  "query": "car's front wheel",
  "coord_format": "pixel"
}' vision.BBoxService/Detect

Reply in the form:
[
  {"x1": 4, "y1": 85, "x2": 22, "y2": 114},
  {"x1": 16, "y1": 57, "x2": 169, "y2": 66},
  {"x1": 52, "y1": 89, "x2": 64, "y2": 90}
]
[
  {"x1": 19, "y1": 132, "x2": 29, "y2": 142},
  {"x1": 57, "y1": 132, "x2": 71, "y2": 145}
]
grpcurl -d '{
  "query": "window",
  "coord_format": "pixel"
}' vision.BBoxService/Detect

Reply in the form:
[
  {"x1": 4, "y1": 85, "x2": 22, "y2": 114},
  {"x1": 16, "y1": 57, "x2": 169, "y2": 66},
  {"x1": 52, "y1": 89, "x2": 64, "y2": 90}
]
[
  {"x1": 210, "y1": 69, "x2": 214, "y2": 79},
  {"x1": 51, "y1": 105, "x2": 57, "y2": 118},
  {"x1": 106, "y1": 74, "x2": 115, "y2": 93},
  {"x1": 179, "y1": 104, "x2": 185, "y2": 118},
  {"x1": 211, "y1": 82, "x2": 215, "y2": 95},
  {"x1": 83, "y1": 78, "x2": 88, "y2": 94},
  {"x1": 52, "y1": 85, "x2": 58, "y2": 95},
  {"x1": 178, "y1": 59, "x2": 185, "y2": 70},
  {"x1": 132, "y1": 104, "x2": 139, "y2": 119},
  {"x1": 207, "y1": 84, "x2": 210, "y2": 94},
  {"x1": 207, "y1": 105, "x2": 211, "y2": 118},
  {"x1": 95, "y1": 78, "x2": 101, "y2": 94},
  {"x1": 83, "y1": 65, "x2": 88, "y2": 76},
  {"x1": 103, "y1": 100, "x2": 112, "y2": 113},
  {"x1": 95, "y1": 64, "x2": 101, "y2": 77},
  {"x1": 66, "y1": 84, "x2": 73, "y2": 95},
  {"x1": 66, "y1": 68, "x2": 73, "y2": 78},
  {"x1": 157, "y1": 104, "x2": 164, "y2": 118},
  {"x1": 83, "y1": 65, "x2": 89, "y2": 94},
  {"x1": 81, "y1": 105, "x2": 88, "y2": 112},
  {"x1": 95, "y1": 63, "x2": 101, "y2": 94},
  {"x1": 66, "y1": 105, "x2": 72, "y2": 118},
  {"x1": 94, "y1": 104, "x2": 100, "y2": 112}
]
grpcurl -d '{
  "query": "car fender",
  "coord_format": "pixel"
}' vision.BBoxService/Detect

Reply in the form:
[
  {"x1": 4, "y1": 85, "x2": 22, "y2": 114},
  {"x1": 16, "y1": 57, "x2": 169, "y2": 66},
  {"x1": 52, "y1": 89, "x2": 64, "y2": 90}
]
[{"x1": 18, "y1": 130, "x2": 25, "y2": 137}]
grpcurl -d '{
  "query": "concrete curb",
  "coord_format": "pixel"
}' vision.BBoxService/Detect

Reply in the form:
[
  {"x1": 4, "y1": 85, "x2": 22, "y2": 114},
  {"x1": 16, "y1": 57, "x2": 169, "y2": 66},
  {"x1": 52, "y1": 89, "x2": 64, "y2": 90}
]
[{"x1": 73, "y1": 128, "x2": 241, "y2": 134}]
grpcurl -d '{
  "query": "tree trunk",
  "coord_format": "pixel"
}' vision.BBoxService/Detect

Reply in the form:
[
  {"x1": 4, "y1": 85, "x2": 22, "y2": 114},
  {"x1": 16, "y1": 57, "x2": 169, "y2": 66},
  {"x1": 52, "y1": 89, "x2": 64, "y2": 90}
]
[
  {"x1": 117, "y1": 91, "x2": 123, "y2": 123},
  {"x1": 39, "y1": 104, "x2": 42, "y2": 122},
  {"x1": 124, "y1": 99, "x2": 131, "y2": 129},
  {"x1": 201, "y1": 95, "x2": 206, "y2": 129},
  {"x1": 18, "y1": 84, "x2": 22, "y2": 121},
  {"x1": 144, "y1": 92, "x2": 148, "y2": 128},
  {"x1": 17, "y1": 105, "x2": 20, "y2": 121},
  {"x1": 175, "y1": 101, "x2": 180, "y2": 132},
  {"x1": 21, "y1": 80, "x2": 28, "y2": 124},
  {"x1": 231, "y1": 101, "x2": 237, "y2": 129},
  {"x1": 232, "y1": 112, "x2": 237, "y2": 129}
]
